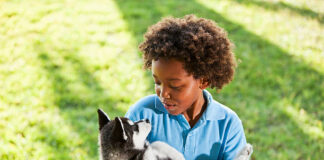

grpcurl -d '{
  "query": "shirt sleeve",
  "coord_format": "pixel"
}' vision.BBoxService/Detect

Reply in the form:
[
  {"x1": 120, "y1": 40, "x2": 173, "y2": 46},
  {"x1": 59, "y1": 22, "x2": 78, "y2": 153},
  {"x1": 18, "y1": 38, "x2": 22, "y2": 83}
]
[
  {"x1": 223, "y1": 117, "x2": 247, "y2": 160},
  {"x1": 124, "y1": 95, "x2": 157, "y2": 122},
  {"x1": 124, "y1": 105, "x2": 141, "y2": 122}
]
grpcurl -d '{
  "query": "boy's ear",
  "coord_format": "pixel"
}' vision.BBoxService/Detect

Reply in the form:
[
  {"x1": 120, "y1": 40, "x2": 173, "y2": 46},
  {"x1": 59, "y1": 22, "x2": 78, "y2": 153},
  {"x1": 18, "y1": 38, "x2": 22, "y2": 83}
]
[
  {"x1": 110, "y1": 117, "x2": 128, "y2": 142},
  {"x1": 97, "y1": 109, "x2": 110, "y2": 130},
  {"x1": 199, "y1": 78, "x2": 209, "y2": 90}
]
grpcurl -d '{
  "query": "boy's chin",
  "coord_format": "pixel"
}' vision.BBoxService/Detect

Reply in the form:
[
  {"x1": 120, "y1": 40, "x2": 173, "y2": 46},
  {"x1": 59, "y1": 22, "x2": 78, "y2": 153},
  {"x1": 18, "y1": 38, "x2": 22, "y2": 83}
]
[{"x1": 166, "y1": 110, "x2": 182, "y2": 115}]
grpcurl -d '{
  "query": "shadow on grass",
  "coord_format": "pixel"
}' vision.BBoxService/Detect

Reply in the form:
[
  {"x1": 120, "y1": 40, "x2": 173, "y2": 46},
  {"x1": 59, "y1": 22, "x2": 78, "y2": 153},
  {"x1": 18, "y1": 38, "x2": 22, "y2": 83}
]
[
  {"x1": 233, "y1": 0, "x2": 324, "y2": 24},
  {"x1": 33, "y1": 39, "x2": 125, "y2": 159},
  {"x1": 113, "y1": 0, "x2": 324, "y2": 159}
]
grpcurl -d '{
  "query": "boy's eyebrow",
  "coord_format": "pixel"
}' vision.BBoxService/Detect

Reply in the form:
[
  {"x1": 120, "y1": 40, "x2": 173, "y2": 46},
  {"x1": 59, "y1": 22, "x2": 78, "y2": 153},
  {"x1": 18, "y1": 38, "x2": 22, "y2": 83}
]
[{"x1": 152, "y1": 74, "x2": 181, "y2": 81}]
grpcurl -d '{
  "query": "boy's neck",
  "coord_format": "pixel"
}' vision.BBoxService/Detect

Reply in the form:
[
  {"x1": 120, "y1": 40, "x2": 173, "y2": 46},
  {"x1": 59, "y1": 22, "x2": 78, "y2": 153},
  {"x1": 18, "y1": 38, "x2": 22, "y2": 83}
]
[{"x1": 183, "y1": 92, "x2": 207, "y2": 128}]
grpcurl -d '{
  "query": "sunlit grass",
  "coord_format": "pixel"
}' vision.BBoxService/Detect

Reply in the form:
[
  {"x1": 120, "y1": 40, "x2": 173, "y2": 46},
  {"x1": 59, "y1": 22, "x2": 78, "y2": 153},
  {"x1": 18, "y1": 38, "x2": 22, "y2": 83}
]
[
  {"x1": 282, "y1": 102, "x2": 323, "y2": 139},
  {"x1": 1, "y1": 0, "x2": 323, "y2": 159},
  {"x1": 0, "y1": 106, "x2": 91, "y2": 159},
  {"x1": 196, "y1": 0, "x2": 324, "y2": 73},
  {"x1": 277, "y1": 0, "x2": 324, "y2": 14},
  {"x1": 193, "y1": 0, "x2": 324, "y2": 159},
  {"x1": 0, "y1": 0, "x2": 149, "y2": 159}
]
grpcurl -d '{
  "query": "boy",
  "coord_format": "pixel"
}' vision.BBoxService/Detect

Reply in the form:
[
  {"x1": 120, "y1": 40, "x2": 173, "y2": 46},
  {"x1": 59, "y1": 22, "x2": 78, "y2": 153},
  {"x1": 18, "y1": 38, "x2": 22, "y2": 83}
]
[{"x1": 125, "y1": 14, "x2": 248, "y2": 160}]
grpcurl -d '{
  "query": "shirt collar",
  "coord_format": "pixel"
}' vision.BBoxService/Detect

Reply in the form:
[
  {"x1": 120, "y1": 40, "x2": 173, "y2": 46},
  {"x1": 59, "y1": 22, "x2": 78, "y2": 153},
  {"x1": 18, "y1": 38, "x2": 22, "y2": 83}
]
[
  {"x1": 154, "y1": 90, "x2": 225, "y2": 121},
  {"x1": 202, "y1": 90, "x2": 225, "y2": 121}
]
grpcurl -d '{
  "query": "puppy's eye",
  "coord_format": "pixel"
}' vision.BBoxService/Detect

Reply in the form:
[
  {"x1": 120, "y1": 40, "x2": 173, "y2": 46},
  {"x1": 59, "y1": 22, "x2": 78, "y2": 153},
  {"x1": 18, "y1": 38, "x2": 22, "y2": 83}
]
[{"x1": 133, "y1": 125, "x2": 139, "y2": 132}]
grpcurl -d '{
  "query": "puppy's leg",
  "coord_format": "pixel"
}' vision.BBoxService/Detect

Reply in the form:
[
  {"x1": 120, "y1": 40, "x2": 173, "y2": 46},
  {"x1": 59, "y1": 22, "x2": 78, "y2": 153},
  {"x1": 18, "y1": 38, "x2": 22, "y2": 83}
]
[
  {"x1": 143, "y1": 141, "x2": 185, "y2": 160},
  {"x1": 234, "y1": 143, "x2": 253, "y2": 160}
]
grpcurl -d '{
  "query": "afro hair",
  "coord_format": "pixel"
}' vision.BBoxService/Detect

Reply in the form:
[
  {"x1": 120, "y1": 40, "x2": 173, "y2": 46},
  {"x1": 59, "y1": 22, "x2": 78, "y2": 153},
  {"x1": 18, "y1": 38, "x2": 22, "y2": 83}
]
[{"x1": 139, "y1": 14, "x2": 237, "y2": 90}]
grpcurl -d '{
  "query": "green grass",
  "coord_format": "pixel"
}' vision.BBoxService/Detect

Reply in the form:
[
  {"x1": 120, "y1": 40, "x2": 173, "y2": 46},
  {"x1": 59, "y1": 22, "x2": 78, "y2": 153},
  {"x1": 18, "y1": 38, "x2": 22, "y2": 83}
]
[{"x1": 0, "y1": 0, "x2": 323, "y2": 159}]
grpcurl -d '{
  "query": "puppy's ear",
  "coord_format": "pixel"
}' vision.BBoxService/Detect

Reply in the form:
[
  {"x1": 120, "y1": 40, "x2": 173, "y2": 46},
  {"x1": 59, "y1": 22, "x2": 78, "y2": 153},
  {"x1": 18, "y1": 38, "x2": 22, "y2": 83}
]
[
  {"x1": 97, "y1": 109, "x2": 110, "y2": 130},
  {"x1": 111, "y1": 117, "x2": 128, "y2": 142}
]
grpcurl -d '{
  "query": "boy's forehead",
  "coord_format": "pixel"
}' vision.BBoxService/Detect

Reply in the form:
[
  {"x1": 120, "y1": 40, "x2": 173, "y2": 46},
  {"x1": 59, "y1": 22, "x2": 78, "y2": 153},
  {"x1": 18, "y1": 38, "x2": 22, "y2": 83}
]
[{"x1": 151, "y1": 58, "x2": 190, "y2": 79}]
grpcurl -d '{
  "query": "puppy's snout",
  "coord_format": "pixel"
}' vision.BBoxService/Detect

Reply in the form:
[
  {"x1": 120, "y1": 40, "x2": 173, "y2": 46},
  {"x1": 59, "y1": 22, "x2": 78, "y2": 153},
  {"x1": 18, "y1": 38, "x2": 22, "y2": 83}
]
[{"x1": 139, "y1": 119, "x2": 150, "y2": 123}]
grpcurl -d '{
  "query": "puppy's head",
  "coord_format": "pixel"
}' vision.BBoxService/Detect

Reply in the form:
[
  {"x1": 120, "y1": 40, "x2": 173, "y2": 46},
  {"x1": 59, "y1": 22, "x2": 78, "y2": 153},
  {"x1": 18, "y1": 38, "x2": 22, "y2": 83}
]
[{"x1": 97, "y1": 109, "x2": 151, "y2": 150}]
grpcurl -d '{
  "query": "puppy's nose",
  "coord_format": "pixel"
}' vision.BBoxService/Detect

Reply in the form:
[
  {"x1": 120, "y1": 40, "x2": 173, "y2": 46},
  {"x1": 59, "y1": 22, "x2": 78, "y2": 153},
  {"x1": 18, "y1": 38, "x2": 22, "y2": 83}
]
[{"x1": 145, "y1": 119, "x2": 150, "y2": 123}]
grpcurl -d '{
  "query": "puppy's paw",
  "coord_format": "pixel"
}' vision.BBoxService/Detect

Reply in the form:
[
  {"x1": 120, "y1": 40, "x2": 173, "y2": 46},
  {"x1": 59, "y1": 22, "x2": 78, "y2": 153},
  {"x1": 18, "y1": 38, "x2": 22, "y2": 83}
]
[{"x1": 234, "y1": 143, "x2": 253, "y2": 160}]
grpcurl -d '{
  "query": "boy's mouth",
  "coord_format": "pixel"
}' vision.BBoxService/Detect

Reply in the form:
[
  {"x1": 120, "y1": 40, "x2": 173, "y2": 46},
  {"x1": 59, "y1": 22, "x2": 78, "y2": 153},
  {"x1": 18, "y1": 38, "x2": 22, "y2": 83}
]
[{"x1": 162, "y1": 103, "x2": 176, "y2": 110}]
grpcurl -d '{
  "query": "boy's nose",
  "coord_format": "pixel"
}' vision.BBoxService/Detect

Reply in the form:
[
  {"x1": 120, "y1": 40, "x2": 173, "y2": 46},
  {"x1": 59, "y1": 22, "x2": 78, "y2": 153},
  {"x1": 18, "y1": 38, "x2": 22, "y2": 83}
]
[{"x1": 160, "y1": 86, "x2": 171, "y2": 99}]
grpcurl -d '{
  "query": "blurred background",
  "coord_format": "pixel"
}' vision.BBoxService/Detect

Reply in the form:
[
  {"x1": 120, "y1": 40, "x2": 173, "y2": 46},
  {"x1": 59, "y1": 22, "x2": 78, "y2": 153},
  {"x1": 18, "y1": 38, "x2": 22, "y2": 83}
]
[{"x1": 0, "y1": 0, "x2": 323, "y2": 159}]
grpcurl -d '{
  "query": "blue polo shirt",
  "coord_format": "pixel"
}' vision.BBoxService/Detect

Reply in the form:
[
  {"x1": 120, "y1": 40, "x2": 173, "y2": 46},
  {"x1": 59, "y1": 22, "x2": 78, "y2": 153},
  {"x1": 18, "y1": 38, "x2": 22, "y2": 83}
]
[{"x1": 125, "y1": 90, "x2": 247, "y2": 160}]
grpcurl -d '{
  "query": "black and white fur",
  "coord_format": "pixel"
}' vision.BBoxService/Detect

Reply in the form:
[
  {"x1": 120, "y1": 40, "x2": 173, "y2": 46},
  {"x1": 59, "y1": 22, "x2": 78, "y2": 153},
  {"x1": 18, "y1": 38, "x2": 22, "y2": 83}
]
[{"x1": 97, "y1": 109, "x2": 185, "y2": 160}]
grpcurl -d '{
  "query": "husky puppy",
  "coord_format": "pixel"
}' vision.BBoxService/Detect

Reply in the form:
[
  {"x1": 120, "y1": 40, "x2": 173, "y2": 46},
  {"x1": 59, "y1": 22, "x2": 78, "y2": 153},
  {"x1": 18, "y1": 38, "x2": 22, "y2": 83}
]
[{"x1": 97, "y1": 109, "x2": 185, "y2": 160}]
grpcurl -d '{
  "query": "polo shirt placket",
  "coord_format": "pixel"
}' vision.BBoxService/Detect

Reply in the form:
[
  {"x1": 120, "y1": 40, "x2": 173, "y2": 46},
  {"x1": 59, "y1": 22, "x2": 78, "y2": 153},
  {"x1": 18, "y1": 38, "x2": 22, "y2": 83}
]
[{"x1": 177, "y1": 114, "x2": 208, "y2": 157}]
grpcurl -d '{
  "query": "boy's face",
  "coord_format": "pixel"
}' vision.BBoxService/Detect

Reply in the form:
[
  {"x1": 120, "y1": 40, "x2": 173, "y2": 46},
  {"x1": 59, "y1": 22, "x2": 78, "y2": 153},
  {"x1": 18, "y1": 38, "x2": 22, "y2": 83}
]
[{"x1": 152, "y1": 58, "x2": 204, "y2": 115}]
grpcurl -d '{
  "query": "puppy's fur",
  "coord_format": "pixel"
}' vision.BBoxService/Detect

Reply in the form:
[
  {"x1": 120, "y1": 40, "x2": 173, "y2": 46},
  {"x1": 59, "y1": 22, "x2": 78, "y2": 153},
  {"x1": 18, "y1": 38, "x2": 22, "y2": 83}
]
[
  {"x1": 234, "y1": 143, "x2": 253, "y2": 160},
  {"x1": 97, "y1": 109, "x2": 185, "y2": 160},
  {"x1": 98, "y1": 109, "x2": 252, "y2": 160}
]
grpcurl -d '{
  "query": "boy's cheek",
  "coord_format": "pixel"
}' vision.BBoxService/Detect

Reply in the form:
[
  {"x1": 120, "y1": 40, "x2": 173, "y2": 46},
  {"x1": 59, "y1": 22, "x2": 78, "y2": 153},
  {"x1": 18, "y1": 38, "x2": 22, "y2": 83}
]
[{"x1": 155, "y1": 87, "x2": 160, "y2": 95}]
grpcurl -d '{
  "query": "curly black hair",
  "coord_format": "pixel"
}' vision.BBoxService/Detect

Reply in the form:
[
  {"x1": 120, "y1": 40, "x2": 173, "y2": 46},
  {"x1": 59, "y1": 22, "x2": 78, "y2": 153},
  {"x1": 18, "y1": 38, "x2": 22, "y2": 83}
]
[{"x1": 139, "y1": 14, "x2": 237, "y2": 90}]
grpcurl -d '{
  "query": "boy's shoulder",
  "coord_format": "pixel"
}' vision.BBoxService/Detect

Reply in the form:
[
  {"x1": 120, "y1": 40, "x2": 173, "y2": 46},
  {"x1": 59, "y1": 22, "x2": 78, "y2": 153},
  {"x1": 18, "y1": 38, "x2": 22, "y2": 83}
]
[
  {"x1": 207, "y1": 98, "x2": 242, "y2": 124},
  {"x1": 130, "y1": 94, "x2": 157, "y2": 110},
  {"x1": 125, "y1": 94, "x2": 161, "y2": 119},
  {"x1": 204, "y1": 90, "x2": 241, "y2": 122},
  {"x1": 214, "y1": 100, "x2": 239, "y2": 117}
]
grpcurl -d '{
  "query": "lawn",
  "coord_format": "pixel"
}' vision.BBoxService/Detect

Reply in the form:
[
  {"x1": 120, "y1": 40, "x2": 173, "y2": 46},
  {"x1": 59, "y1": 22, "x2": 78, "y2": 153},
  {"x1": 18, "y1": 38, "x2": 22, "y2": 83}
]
[{"x1": 0, "y1": 0, "x2": 323, "y2": 159}]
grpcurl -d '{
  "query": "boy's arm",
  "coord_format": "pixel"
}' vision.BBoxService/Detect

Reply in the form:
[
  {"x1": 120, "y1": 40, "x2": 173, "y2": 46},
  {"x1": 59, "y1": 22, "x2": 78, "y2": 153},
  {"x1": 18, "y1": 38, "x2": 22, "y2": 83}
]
[
  {"x1": 124, "y1": 95, "x2": 156, "y2": 122},
  {"x1": 223, "y1": 118, "x2": 247, "y2": 160},
  {"x1": 124, "y1": 106, "x2": 141, "y2": 122}
]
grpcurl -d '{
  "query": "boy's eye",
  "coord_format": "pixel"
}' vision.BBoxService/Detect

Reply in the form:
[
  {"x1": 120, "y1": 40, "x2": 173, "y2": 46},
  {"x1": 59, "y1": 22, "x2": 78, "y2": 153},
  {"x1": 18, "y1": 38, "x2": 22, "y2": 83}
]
[
  {"x1": 154, "y1": 81, "x2": 181, "y2": 90},
  {"x1": 154, "y1": 81, "x2": 161, "y2": 85},
  {"x1": 170, "y1": 86, "x2": 181, "y2": 90}
]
